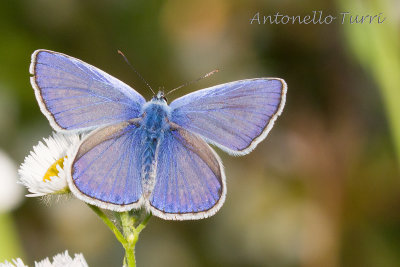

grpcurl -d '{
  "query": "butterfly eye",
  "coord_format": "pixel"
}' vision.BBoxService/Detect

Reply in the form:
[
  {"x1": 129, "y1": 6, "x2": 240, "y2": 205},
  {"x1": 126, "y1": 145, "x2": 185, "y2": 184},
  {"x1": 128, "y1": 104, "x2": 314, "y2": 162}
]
[{"x1": 162, "y1": 96, "x2": 168, "y2": 102}]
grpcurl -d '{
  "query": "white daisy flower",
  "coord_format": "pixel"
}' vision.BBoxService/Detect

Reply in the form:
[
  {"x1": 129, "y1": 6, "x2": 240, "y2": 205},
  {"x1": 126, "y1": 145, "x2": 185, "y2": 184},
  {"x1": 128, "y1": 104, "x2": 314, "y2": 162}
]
[
  {"x1": 18, "y1": 133, "x2": 81, "y2": 197},
  {"x1": 0, "y1": 149, "x2": 23, "y2": 212},
  {"x1": 0, "y1": 258, "x2": 27, "y2": 267},
  {"x1": 35, "y1": 250, "x2": 89, "y2": 267},
  {"x1": 0, "y1": 251, "x2": 88, "y2": 267}
]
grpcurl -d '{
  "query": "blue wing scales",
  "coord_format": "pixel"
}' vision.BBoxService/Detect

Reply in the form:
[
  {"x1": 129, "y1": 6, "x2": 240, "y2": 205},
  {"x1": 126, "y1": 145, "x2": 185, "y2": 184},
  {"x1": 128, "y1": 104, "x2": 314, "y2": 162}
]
[
  {"x1": 30, "y1": 49, "x2": 146, "y2": 131},
  {"x1": 149, "y1": 123, "x2": 226, "y2": 220},
  {"x1": 68, "y1": 121, "x2": 144, "y2": 210},
  {"x1": 170, "y1": 78, "x2": 286, "y2": 155}
]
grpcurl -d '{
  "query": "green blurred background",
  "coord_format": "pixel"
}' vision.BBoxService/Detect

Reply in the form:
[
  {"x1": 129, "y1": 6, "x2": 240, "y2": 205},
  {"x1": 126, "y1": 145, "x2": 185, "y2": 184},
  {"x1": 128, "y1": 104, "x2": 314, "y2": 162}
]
[{"x1": 0, "y1": 0, "x2": 400, "y2": 266}]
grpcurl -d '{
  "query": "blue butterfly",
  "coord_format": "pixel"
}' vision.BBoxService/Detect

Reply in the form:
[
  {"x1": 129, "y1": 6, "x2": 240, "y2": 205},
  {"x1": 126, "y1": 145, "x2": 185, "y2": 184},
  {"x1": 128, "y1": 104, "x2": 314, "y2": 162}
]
[{"x1": 30, "y1": 49, "x2": 287, "y2": 220}]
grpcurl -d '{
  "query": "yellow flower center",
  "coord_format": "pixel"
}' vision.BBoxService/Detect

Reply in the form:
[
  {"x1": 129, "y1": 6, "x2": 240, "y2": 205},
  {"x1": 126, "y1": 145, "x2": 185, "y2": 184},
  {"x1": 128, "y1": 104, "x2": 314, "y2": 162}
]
[{"x1": 43, "y1": 157, "x2": 65, "y2": 182}]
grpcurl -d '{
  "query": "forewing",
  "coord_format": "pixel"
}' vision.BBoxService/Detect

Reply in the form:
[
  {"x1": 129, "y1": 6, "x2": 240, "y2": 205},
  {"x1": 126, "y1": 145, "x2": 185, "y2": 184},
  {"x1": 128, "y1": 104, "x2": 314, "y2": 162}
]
[
  {"x1": 149, "y1": 124, "x2": 226, "y2": 220},
  {"x1": 30, "y1": 49, "x2": 146, "y2": 131},
  {"x1": 68, "y1": 120, "x2": 144, "y2": 211},
  {"x1": 170, "y1": 78, "x2": 286, "y2": 155}
]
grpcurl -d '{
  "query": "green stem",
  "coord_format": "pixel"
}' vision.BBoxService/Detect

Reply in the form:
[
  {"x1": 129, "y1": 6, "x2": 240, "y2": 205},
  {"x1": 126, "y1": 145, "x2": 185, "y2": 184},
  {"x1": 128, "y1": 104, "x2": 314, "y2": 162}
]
[
  {"x1": 120, "y1": 211, "x2": 152, "y2": 267},
  {"x1": 88, "y1": 205, "x2": 152, "y2": 267},
  {"x1": 120, "y1": 212, "x2": 136, "y2": 267},
  {"x1": 87, "y1": 205, "x2": 127, "y2": 246},
  {"x1": 136, "y1": 213, "x2": 152, "y2": 234}
]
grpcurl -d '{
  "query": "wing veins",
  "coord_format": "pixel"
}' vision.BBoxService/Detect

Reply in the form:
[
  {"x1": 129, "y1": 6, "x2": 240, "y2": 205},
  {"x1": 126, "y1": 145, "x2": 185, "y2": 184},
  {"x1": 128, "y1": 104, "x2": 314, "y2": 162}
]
[
  {"x1": 94, "y1": 133, "x2": 133, "y2": 200},
  {"x1": 35, "y1": 62, "x2": 93, "y2": 81}
]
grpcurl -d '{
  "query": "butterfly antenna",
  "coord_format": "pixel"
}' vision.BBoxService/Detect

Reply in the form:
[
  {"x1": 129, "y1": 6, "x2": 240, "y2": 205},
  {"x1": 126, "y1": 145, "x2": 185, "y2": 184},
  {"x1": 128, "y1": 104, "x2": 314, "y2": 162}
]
[
  {"x1": 166, "y1": 69, "x2": 219, "y2": 96},
  {"x1": 117, "y1": 50, "x2": 155, "y2": 95}
]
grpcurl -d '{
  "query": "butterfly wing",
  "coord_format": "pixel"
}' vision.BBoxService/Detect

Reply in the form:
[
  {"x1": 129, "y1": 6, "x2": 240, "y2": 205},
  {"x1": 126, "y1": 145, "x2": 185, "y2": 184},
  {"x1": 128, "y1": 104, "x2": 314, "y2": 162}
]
[
  {"x1": 148, "y1": 123, "x2": 226, "y2": 220},
  {"x1": 68, "y1": 120, "x2": 145, "y2": 211},
  {"x1": 30, "y1": 49, "x2": 146, "y2": 131},
  {"x1": 170, "y1": 78, "x2": 286, "y2": 155}
]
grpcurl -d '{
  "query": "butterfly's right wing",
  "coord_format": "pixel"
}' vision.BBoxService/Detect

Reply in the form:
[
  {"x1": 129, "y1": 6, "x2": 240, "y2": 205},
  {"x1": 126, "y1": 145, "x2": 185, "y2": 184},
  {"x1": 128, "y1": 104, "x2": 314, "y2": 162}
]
[
  {"x1": 148, "y1": 123, "x2": 226, "y2": 220},
  {"x1": 68, "y1": 120, "x2": 145, "y2": 211},
  {"x1": 170, "y1": 78, "x2": 286, "y2": 155},
  {"x1": 30, "y1": 50, "x2": 146, "y2": 132}
]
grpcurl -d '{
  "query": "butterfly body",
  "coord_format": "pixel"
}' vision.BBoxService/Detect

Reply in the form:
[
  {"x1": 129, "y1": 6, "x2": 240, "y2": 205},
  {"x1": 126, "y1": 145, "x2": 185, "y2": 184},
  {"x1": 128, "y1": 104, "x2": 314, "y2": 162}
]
[
  {"x1": 139, "y1": 96, "x2": 170, "y2": 197},
  {"x1": 30, "y1": 49, "x2": 287, "y2": 220},
  {"x1": 141, "y1": 95, "x2": 171, "y2": 135}
]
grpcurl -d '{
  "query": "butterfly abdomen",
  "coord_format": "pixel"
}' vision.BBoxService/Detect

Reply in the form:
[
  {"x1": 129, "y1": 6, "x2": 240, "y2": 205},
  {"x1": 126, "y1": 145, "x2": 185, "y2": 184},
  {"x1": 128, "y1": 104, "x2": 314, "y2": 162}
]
[
  {"x1": 140, "y1": 100, "x2": 171, "y2": 197},
  {"x1": 141, "y1": 134, "x2": 159, "y2": 196}
]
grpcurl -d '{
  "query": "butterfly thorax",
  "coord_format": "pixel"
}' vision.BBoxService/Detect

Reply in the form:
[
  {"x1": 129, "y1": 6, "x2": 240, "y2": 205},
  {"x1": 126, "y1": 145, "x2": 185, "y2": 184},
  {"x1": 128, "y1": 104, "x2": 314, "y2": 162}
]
[
  {"x1": 141, "y1": 100, "x2": 170, "y2": 134},
  {"x1": 140, "y1": 100, "x2": 171, "y2": 197}
]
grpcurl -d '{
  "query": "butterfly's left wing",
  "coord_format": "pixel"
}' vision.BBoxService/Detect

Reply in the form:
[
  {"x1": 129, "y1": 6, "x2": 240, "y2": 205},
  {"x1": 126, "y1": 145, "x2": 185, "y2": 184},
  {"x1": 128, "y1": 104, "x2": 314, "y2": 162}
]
[
  {"x1": 170, "y1": 78, "x2": 286, "y2": 155},
  {"x1": 148, "y1": 123, "x2": 226, "y2": 220},
  {"x1": 67, "y1": 120, "x2": 145, "y2": 211},
  {"x1": 30, "y1": 50, "x2": 146, "y2": 132}
]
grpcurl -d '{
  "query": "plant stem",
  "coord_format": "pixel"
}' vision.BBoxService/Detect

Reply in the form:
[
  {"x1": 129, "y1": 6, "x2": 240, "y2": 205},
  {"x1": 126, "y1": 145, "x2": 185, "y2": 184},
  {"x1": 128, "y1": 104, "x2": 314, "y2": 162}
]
[
  {"x1": 120, "y1": 211, "x2": 152, "y2": 267},
  {"x1": 120, "y1": 212, "x2": 136, "y2": 267},
  {"x1": 136, "y1": 213, "x2": 152, "y2": 234},
  {"x1": 87, "y1": 204, "x2": 127, "y2": 246},
  {"x1": 88, "y1": 205, "x2": 152, "y2": 267}
]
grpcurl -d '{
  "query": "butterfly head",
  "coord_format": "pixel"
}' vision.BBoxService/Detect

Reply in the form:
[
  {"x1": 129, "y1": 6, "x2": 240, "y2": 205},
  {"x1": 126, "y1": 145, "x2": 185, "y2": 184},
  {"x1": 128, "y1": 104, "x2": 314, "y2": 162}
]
[{"x1": 152, "y1": 91, "x2": 168, "y2": 103}]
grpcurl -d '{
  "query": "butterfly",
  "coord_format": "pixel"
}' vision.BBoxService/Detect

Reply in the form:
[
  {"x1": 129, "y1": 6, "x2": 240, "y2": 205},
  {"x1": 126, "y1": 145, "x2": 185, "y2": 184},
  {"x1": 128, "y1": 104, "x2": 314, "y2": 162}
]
[{"x1": 29, "y1": 49, "x2": 287, "y2": 220}]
